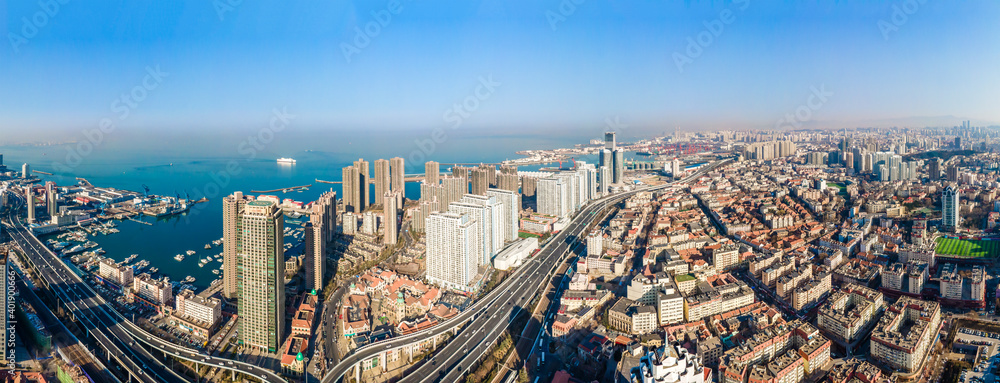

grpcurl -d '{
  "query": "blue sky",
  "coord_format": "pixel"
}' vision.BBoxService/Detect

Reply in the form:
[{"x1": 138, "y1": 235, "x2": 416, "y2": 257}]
[{"x1": 1, "y1": 1, "x2": 998, "y2": 141}]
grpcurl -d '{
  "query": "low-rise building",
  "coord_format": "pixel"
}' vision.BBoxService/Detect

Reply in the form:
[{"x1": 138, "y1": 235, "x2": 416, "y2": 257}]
[{"x1": 629, "y1": 342, "x2": 712, "y2": 383}]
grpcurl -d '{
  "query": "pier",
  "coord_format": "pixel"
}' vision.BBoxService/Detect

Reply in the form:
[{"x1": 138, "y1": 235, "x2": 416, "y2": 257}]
[
  {"x1": 33, "y1": 170, "x2": 54, "y2": 176},
  {"x1": 127, "y1": 217, "x2": 153, "y2": 226},
  {"x1": 250, "y1": 184, "x2": 312, "y2": 194}
]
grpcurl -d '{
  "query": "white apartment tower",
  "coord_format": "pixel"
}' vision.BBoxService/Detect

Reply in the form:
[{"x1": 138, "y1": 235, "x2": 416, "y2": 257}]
[{"x1": 425, "y1": 212, "x2": 479, "y2": 292}]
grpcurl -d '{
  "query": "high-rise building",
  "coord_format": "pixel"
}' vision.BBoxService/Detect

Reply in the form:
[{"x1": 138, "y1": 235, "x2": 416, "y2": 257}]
[
  {"x1": 497, "y1": 173, "x2": 519, "y2": 192},
  {"x1": 316, "y1": 190, "x2": 337, "y2": 242},
  {"x1": 222, "y1": 191, "x2": 252, "y2": 299},
  {"x1": 383, "y1": 191, "x2": 400, "y2": 246},
  {"x1": 450, "y1": 194, "x2": 503, "y2": 265},
  {"x1": 605, "y1": 131, "x2": 616, "y2": 150},
  {"x1": 478, "y1": 164, "x2": 496, "y2": 187},
  {"x1": 452, "y1": 166, "x2": 470, "y2": 182},
  {"x1": 353, "y1": 159, "x2": 370, "y2": 210},
  {"x1": 390, "y1": 157, "x2": 405, "y2": 201},
  {"x1": 538, "y1": 176, "x2": 569, "y2": 217},
  {"x1": 236, "y1": 199, "x2": 285, "y2": 353},
  {"x1": 946, "y1": 164, "x2": 959, "y2": 182},
  {"x1": 441, "y1": 176, "x2": 466, "y2": 206},
  {"x1": 425, "y1": 212, "x2": 479, "y2": 291},
  {"x1": 521, "y1": 176, "x2": 537, "y2": 197},
  {"x1": 613, "y1": 149, "x2": 625, "y2": 184},
  {"x1": 485, "y1": 188, "x2": 520, "y2": 245},
  {"x1": 373, "y1": 159, "x2": 390, "y2": 203},
  {"x1": 598, "y1": 165, "x2": 610, "y2": 195},
  {"x1": 342, "y1": 166, "x2": 360, "y2": 213},
  {"x1": 46, "y1": 182, "x2": 58, "y2": 217},
  {"x1": 21, "y1": 163, "x2": 30, "y2": 179},
  {"x1": 424, "y1": 161, "x2": 440, "y2": 185},
  {"x1": 599, "y1": 149, "x2": 611, "y2": 170},
  {"x1": 942, "y1": 185, "x2": 960, "y2": 232},
  {"x1": 928, "y1": 159, "x2": 941, "y2": 181},
  {"x1": 470, "y1": 168, "x2": 489, "y2": 196},
  {"x1": 26, "y1": 186, "x2": 35, "y2": 224},
  {"x1": 303, "y1": 221, "x2": 324, "y2": 293}
]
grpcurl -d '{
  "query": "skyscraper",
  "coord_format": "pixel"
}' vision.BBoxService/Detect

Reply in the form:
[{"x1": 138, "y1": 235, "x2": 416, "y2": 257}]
[
  {"x1": 390, "y1": 157, "x2": 405, "y2": 203},
  {"x1": 373, "y1": 159, "x2": 390, "y2": 203},
  {"x1": 425, "y1": 161, "x2": 440, "y2": 185},
  {"x1": 316, "y1": 190, "x2": 337, "y2": 242},
  {"x1": 605, "y1": 131, "x2": 616, "y2": 150},
  {"x1": 354, "y1": 159, "x2": 370, "y2": 210},
  {"x1": 598, "y1": 165, "x2": 610, "y2": 196},
  {"x1": 470, "y1": 168, "x2": 489, "y2": 196},
  {"x1": 46, "y1": 182, "x2": 57, "y2": 217},
  {"x1": 450, "y1": 195, "x2": 503, "y2": 265},
  {"x1": 342, "y1": 166, "x2": 359, "y2": 212},
  {"x1": 942, "y1": 185, "x2": 960, "y2": 233},
  {"x1": 236, "y1": 199, "x2": 285, "y2": 352},
  {"x1": 223, "y1": 191, "x2": 252, "y2": 299},
  {"x1": 383, "y1": 191, "x2": 400, "y2": 246},
  {"x1": 26, "y1": 186, "x2": 35, "y2": 224},
  {"x1": 928, "y1": 159, "x2": 941, "y2": 181},
  {"x1": 521, "y1": 176, "x2": 537, "y2": 197},
  {"x1": 497, "y1": 173, "x2": 519, "y2": 192},
  {"x1": 425, "y1": 212, "x2": 478, "y2": 291},
  {"x1": 613, "y1": 149, "x2": 625, "y2": 184},
  {"x1": 486, "y1": 188, "x2": 520, "y2": 244},
  {"x1": 303, "y1": 221, "x2": 324, "y2": 292},
  {"x1": 946, "y1": 164, "x2": 959, "y2": 182},
  {"x1": 21, "y1": 163, "x2": 30, "y2": 179}
]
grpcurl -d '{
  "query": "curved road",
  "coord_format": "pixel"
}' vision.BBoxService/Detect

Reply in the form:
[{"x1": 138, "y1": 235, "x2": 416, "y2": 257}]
[{"x1": 5, "y1": 192, "x2": 289, "y2": 383}]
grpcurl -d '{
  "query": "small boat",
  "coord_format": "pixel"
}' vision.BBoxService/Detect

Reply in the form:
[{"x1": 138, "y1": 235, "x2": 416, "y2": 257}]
[
  {"x1": 185, "y1": 250, "x2": 196, "y2": 256},
  {"x1": 149, "y1": 267, "x2": 159, "y2": 273},
  {"x1": 95, "y1": 248, "x2": 107, "y2": 255},
  {"x1": 217, "y1": 258, "x2": 223, "y2": 263},
  {"x1": 184, "y1": 276, "x2": 196, "y2": 283},
  {"x1": 204, "y1": 244, "x2": 212, "y2": 249},
  {"x1": 63, "y1": 245, "x2": 84, "y2": 255},
  {"x1": 53, "y1": 242, "x2": 70, "y2": 250},
  {"x1": 277, "y1": 157, "x2": 296, "y2": 164},
  {"x1": 124, "y1": 254, "x2": 138, "y2": 263},
  {"x1": 212, "y1": 269, "x2": 220, "y2": 275},
  {"x1": 174, "y1": 254, "x2": 185, "y2": 261}
]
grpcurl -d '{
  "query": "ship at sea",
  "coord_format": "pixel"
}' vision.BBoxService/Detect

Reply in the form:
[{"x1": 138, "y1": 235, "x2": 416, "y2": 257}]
[{"x1": 277, "y1": 158, "x2": 296, "y2": 164}]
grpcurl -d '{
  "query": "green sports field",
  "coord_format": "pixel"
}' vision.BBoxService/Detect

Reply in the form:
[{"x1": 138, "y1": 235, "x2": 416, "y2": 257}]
[{"x1": 934, "y1": 237, "x2": 1000, "y2": 258}]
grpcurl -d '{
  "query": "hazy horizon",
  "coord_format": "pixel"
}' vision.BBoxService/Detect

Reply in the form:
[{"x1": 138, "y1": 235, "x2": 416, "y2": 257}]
[{"x1": 3, "y1": 2, "x2": 999, "y2": 142}]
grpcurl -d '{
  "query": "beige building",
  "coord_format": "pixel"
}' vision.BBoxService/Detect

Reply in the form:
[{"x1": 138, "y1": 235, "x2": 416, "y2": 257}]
[
  {"x1": 817, "y1": 284, "x2": 884, "y2": 345},
  {"x1": 870, "y1": 296, "x2": 941, "y2": 373}
]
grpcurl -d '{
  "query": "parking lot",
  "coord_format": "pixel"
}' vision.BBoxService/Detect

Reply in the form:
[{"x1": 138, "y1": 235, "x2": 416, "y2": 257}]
[{"x1": 955, "y1": 327, "x2": 1000, "y2": 383}]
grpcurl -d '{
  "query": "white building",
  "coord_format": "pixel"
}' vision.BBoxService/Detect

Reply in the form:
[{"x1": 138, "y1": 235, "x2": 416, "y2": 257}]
[
  {"x1": 133, "y1": 273, "x2": 173, "y2": 305},
  {"x1": 493, "y1": 238, "x2": 539, "y2": 271},
  {"x1": 630, "y1": 343, "x2": 711, "y2": 383},
  {"x1": 942, "y1": 185, "x2": 960, "y2": 232},
  {"x1": 485, "y1": 188, "x2": 521, "y2": 244},
  {"x1": 425, "y1": 212, "x2": 479, "y2": 292},
  {"x1": 98, "y1": 258, "x2": 133, "y2": 287},
  {"x1": 175, "y1": 289, "x2": 222, "y2": 328}
]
